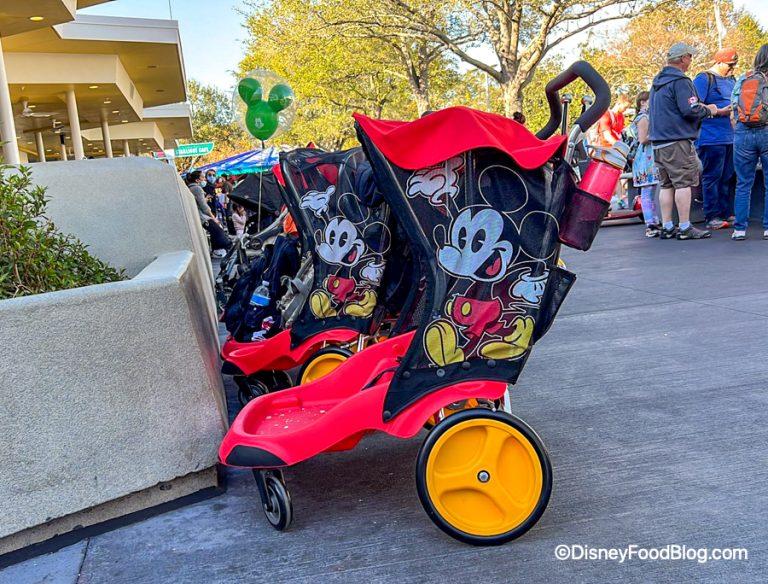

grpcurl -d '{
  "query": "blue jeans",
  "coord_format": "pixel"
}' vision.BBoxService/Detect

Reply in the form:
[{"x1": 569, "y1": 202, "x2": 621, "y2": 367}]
[
  {"x1": 733, "y1": 125, "x2": 768, "y2": 231},
  {"x1": 697, "y1": 144, "x2": 733, "y2": 222}
]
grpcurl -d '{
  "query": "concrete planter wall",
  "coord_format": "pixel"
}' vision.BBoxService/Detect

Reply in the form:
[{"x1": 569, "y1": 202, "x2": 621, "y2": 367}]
[{"x1": 0, "y1": 159, "x2": 226, "y2": 555}]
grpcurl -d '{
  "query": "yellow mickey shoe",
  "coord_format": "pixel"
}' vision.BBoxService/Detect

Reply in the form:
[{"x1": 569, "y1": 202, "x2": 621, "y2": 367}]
[
  {"x1": 309, "y1": 290, "x2": 337, "y2": 318},
  {"x1": 344, "y1": 289, "x2": 377, "y2": 317},
  {"x1": 480, "y1": 316, "x2": 534, "y2": 360},
  {"x1": 425, "y1": 320, "x2": 465, "y2": 366}
]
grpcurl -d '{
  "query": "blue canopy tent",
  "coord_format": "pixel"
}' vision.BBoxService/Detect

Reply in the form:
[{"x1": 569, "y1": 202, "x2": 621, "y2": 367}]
[{"x1": 195, "y1": 147, "x2": 280, "y2": 176}]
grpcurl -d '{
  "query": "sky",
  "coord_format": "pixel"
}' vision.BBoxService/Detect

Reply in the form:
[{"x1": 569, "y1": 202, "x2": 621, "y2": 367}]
[{"x1": 81, "y1": 0, "x2": 768, "y2": 95}]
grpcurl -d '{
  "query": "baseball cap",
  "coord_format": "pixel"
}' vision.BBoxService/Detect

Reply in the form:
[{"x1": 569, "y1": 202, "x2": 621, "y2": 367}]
[
  {"x1": 714, "y1": 47, "x2": 739, "y2": 65},
  {"x1": 667, "y1": 42, "x2": 697, "y2": 60}
]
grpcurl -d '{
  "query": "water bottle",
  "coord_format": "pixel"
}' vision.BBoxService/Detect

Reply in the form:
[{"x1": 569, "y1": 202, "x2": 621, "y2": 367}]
[
  {"x1": 249, "y1": 280, "x2": 271, "y2": 307},
  {"x1": 579, "y1": 141, "x2": 629, "y2": 202}
]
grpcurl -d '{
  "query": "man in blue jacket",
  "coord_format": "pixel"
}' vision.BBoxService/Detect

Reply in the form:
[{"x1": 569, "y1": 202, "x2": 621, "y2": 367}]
[
  {"x1": 649, "y1": 42, "x2": 719, "y2": 240},
  {"x1": 693, "y1": 48, "x2": 738, "y2": 230}
]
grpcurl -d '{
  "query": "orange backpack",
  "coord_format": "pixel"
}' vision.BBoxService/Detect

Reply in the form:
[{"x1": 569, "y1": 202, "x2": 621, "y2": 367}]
[{"x1": 735, "y1": 70, "x2": 768, "y2": 127}]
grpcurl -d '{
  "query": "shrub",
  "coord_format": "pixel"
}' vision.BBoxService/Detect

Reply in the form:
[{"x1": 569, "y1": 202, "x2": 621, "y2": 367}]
[{"x1": 0, "y1": 164, "x2": 125, "y2": 299}]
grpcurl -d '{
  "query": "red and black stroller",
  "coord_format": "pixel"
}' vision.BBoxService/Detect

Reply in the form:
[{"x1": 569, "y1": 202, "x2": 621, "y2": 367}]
[
  {"x1": 220, "y1": 62, "x2": 614, "y2": 544},
  {"x1": 221, "y1": 147, "x2": 398, "y2": 404}
]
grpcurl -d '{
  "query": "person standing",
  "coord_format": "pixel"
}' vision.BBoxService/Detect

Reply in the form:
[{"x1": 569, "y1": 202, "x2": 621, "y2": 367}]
[
  {"x1": 220, "y1": 174, "x2": 236, "y2": 234},
  {"x1": 186, "y1": 170, "x2": 231, "y2": 257},
  {"x1": 596, "y1": 94, "x2": 631, "y2": 148},
  {"x1": 203, "y1": 169, "x2": 218, "y2": 212},
  {"x1": 693, "y1": 48, "x2": 738, "y2": 230},
  {"x1": 649, "y1": 42, "x2": 718, "y2": 240},
  {"x1": 730, "y1": 44, "x2": 768, "y2": 240},
  {"x1": 630, "y1": 91, "x2": 661, "y2": 237}
]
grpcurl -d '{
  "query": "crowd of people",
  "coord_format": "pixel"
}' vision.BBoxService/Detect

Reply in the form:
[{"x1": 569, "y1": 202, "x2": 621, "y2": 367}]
[
  {"x1": 606, "y1": 41, "x2": 768, "y2": 241},
  {"x1": 185, "y1": 170, "x2": 250, "y2": 257}
]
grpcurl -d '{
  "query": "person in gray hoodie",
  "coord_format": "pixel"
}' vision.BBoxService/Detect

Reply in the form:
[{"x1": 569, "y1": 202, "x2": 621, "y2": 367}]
[{"x1": 649, "y1": 42, "x2": 719, "y2": 240}]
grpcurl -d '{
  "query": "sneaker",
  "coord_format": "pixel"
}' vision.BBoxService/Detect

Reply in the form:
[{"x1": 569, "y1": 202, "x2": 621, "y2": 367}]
[
  {"x1": 706, "y1": 218, "x2": 730, "y2": 230},
  {"x1": 763, "y1": 230, "x2": 768, "y2": 240},
  {"x1": 731, "y1": 230, "x2": 746, "y2": 241},
  {"x1": 645, "y1": 224, "x2": 661, "y2": 238},
  {"x1": 212, "y1": 249, "x2": 228, "y2": 258},
  {"x1": 677, "y1": 225, "x2": 711, "y2": 240},
  {"x1": 660, "y1": 226, "x2": 678, "y2": 239}
]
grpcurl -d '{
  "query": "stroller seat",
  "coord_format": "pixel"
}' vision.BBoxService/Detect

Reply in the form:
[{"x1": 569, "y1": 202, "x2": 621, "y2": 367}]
[
  {"x1": 220, "y1": 330, "x2": 508, "y2": 468},
  {"x1": 221, "y1": 327, "x2": 359, "y2": 374}
]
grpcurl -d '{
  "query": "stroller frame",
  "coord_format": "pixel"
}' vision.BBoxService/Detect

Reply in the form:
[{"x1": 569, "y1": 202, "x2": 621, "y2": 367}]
[{"x1": 220, "y1": 61, "x2": 613, "y2": 545}]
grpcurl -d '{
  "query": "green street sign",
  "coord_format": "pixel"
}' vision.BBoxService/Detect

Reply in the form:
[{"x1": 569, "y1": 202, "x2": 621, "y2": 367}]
[{"x1": 173, "y1": 142, "x2": 214, "y2": 157}]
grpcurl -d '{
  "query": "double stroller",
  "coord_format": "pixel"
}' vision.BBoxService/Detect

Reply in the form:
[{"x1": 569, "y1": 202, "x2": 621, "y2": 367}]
[{"x1": 219, "y1": 62, "x2": 616, "y2": 544}]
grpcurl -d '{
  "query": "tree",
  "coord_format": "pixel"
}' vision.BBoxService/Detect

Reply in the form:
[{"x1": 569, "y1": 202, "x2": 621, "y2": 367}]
[
  {"x1": 348, "y1": 0, "x2": 666, "y2": 114},
  {"x1": 240, "y1": 0, "x2": 424, "y2": 149},
  {"x1": 318, "y1": 0, "x2": 463, "y2": 114},
  {"x1": 184, "y1": 79, "x2": 250, "y2": 167},
  {"x1": 580, "y1": 0, "x2": 768, "y2": 99}
]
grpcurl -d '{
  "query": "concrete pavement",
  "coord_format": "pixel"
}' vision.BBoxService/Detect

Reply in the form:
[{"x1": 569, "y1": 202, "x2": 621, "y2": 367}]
[{"x1": 3, "y1": 222, "x2": 766, "y2": 583}]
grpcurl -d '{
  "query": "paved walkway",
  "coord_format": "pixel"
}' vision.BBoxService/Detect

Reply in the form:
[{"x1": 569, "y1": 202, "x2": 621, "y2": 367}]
[{"x1": 3, "y1": 223, "x2": 767, "y2": 583}]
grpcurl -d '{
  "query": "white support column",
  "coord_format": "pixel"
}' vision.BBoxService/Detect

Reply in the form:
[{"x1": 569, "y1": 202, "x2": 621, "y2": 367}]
[
  {"x1": 59, "y1": 136, "x2": 68, "y2": 161},
  {"x1": 123, "y1": 139, "x2": 131, "y2": 157},
  {"x1": 101, "y1": 117, "x2": 113, "y2": 158},
  {"x1": 35, "y1": 131, "x2": 46, "y2": 163},
  {"x1": 65, "y1": 89, "x2": 85, "y2": 160},
  {"x1": 0, "y1": 37, "x2": 20, "y2": 165}
]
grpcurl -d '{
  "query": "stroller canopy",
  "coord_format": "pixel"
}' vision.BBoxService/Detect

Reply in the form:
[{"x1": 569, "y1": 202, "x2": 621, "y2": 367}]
[
  {"x1": 280, "y1": 147, "x2": 391, "y2": 348},
  {"x1": 356, "y1": 108, "x2": 577, "y2": 420},
  {"x1": 230, "y1": 171, "x2": 285, "y2": 215}
]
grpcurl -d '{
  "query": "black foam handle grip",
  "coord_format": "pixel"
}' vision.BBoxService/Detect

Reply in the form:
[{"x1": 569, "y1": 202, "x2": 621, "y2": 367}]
[{"x1": 536, "y1": 61, "x2": 611, "y2": 140}]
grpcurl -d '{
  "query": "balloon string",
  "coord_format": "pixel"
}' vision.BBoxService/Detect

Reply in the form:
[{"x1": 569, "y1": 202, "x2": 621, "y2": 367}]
[{"x1": 257, "y1": 139, "x2": 264, "y2": 231}]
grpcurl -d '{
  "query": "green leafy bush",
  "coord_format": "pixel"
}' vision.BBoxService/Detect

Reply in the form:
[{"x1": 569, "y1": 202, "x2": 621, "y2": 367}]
[{"x1": 0, "y1": 164, "x2": 124, "y2": 299}]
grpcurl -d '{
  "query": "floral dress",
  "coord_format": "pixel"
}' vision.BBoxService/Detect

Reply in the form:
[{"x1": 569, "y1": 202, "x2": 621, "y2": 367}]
[{"x1": 630, "y1": 111, "x2": 659, "y2": 187}]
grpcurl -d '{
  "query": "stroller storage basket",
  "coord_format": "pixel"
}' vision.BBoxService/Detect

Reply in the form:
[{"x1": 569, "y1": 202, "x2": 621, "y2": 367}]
[{"x1": 558, "y1": 187, "x2": 610, "y2": 251}]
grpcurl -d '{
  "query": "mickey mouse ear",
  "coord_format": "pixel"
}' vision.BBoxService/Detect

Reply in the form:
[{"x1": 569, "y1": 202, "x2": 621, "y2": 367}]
[
  {"x1": 238, "y1": 78, "x2": 262, "y2": 105},
  {"x1": 268, "y1": 84, "x2": 294, "y2": 112},
  {"x1": 338, "y1": 193, "x2": 369, "y2": 224}
]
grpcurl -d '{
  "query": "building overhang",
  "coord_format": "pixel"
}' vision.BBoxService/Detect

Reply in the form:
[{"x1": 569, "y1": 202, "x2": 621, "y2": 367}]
[
  {"x1": 5, "y1": 52, "x2": 145, "y2": 137},
  {"x1": 0, "y1": 1, "x2": 112, "y2": 38},
  {"x1": 3, "y1": 14, "x2": 186, "y2": 107}
]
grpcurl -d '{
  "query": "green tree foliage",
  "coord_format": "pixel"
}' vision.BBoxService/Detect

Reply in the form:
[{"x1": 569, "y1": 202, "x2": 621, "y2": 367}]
[
  {"x1": 318, "y1": 0, "x2": 463, "y2": 115},
  {"x1": 240, "y1": 0, "x2": 462, "y2": 148},
  {"x1": 0, "y1": 166, "x2": 124, "y2": 299},
  {"x1": 580, "y1": 0, "x2": 768, "y2": 99},
  {"x1": 185, "y1": 79, "x2": 250, "y2": 167}
]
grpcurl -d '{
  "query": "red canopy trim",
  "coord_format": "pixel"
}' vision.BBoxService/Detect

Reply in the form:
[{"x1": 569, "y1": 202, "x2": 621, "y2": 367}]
[{"x1": 353, "y1": 106, "x2": 567, "y2": 170}]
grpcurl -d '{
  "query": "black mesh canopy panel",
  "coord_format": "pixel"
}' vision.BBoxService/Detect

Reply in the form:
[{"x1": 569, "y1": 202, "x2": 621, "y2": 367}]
[
  {"x1": 280, "y1": 148, "x2": 391, "y2": 348},
  {"x1": 357, "y1": 126, "x2": 579, "y2": 420},
  {"x1": 229, "y1": 171, "x2": 285, "y2": 215}
]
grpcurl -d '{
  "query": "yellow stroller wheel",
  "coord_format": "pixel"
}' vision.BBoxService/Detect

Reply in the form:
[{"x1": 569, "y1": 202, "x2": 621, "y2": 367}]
[
  {"x1": 298, "y1": 346, "x2": 353, "y2": 384},
  {"x1": 416, "y1": 409, "x2": 552, "y2": 545}
]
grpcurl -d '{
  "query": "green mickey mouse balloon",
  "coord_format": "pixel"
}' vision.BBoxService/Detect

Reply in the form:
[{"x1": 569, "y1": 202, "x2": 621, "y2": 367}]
[
  {"x1": 238, "y1": 77, "x2": 263, "y2": 105},
  {"x1": 245, "y1": 101, "x2": 278, "y2": 141},
  {"x1": 268, "y1": 84, "x2": 293, "y2": 112},
  {"x1": 235, "y1": 71, "x2": 296, "y2": 141}
]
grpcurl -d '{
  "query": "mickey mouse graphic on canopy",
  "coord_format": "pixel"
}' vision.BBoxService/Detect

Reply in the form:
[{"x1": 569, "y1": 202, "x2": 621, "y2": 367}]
[
  {"x1": 356, "y1": 107, "x2": 578, "y2": 419},
  {"x1": 279, "y1": 147, "x2": 391, "y2": 348}
]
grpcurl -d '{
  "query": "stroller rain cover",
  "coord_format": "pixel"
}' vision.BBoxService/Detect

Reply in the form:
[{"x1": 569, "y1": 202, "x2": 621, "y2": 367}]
[
  {"x1": 280, "y1": 148, "x2": 392, "y2": 348},
  {"x1": 356, "y1": 107, "x2": 579, "y2": 419}
]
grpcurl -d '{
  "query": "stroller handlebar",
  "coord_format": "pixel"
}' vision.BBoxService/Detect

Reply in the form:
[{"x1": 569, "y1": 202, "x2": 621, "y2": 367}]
[{"x1": 535, "y1": 61, "x2": 610, "y2": 140}]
